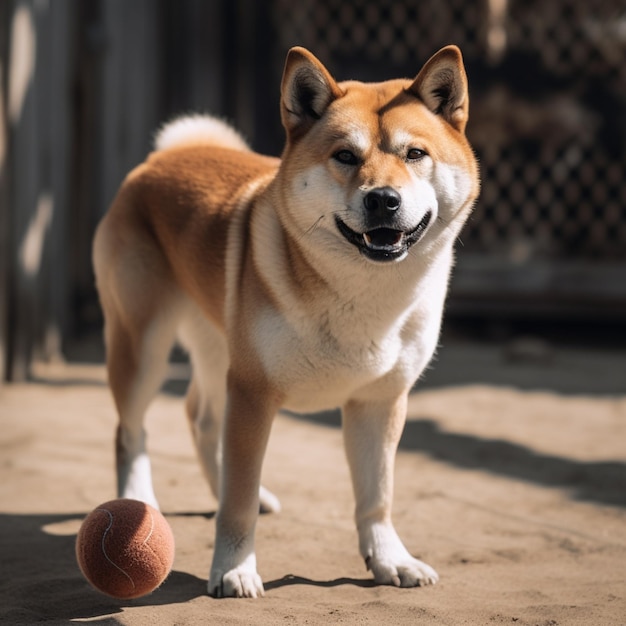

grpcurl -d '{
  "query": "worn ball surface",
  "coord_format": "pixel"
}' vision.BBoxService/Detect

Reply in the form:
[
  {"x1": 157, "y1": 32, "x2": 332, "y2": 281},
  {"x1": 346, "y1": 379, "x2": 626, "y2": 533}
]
[{"x1": 75, "y1": 498, "x2": 175, "y2": 599}]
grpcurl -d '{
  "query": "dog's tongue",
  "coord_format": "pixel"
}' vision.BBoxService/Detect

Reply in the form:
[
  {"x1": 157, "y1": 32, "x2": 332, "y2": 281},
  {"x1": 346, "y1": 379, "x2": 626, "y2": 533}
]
[{"x1": 363, "y1": 228, "x2": 403, "y2": 250}]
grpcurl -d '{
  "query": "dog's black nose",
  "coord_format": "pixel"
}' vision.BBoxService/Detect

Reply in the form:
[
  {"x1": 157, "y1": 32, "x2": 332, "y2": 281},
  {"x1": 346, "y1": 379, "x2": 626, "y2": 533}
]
[{"x1": 364, "y1": 187, "x2": 401, "y2": 215}]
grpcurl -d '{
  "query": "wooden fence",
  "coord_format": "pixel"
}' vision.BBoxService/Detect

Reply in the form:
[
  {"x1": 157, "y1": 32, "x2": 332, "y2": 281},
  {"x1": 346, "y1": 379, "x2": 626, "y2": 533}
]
[{"x1": 0, "y1": 0, "x2": 230, "y2": 381}]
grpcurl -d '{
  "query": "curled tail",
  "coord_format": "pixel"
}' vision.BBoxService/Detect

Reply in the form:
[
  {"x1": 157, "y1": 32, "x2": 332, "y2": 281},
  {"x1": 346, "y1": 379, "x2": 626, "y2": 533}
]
[{"x1": 153, "y1": 114, "x2": 250, "y2": 152}]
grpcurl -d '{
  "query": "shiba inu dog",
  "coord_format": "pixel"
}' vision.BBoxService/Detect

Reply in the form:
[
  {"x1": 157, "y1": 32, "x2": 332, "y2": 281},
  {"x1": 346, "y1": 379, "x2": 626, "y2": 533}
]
[{"x1": 93, "y1": 45, "x2": 479, "y2": 598}]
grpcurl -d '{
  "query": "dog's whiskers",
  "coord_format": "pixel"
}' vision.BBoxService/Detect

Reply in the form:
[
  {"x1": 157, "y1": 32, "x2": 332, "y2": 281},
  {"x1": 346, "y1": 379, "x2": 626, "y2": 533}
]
[
  {"x1": 332, "y1": 209, "x2": 351, "y2": 219},
  {"x1": 301, "y1": 214, "x2": 325, "y2": 239},
  {"x1": 301, "y1": 208, "x2": 350, "y2": 240}
]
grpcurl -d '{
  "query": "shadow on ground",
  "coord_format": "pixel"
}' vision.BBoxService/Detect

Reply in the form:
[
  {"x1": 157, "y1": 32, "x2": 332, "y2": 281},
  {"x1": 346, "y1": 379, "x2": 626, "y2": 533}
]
[
  {"x1": 287, "y1": 408, "x2": 626, "y2": 508},
  {"x1": 0, "y1": 512, "x2": 209, "y2": 624}
]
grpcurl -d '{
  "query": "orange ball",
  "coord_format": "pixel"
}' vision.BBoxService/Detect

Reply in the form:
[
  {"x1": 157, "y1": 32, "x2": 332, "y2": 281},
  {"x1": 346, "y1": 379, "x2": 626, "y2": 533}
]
[{"x1": 76, "y1": 498, "x2": 175, "y2": 599}]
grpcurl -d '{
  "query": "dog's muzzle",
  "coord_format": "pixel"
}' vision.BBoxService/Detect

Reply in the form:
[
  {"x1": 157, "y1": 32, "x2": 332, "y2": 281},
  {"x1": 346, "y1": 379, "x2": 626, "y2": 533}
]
[{"x1": 335, "y1": 210, "x2": 433, "y2": 263}]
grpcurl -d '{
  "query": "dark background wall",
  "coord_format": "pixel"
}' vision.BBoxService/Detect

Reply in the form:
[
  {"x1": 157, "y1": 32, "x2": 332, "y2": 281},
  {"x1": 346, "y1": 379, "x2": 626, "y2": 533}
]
[{"x1": 1, "y1": 0, "x2": 625, "y2": 381}]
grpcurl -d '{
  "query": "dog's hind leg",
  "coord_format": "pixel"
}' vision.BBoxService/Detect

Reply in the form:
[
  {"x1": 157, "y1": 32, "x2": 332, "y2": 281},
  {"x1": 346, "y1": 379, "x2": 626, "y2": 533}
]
[
  {"x1": 94, "y1": 218, "x2": 183, "y2": 510},
  {"x1": 181, "y1": 314, "x2": 228, "y2": 506},
  {"x1": 104, "y1": 305, "x2": 179, "y2": 510}
]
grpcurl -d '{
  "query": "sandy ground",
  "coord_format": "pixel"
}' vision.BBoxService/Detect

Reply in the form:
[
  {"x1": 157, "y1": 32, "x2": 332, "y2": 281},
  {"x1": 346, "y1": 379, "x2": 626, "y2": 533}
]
[{"x1": 1, "y1": 337, "x2": 625, "y2": 625}]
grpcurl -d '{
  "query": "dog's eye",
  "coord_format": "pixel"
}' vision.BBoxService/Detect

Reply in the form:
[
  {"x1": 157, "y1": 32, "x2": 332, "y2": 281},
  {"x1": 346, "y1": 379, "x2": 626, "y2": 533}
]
[
  {"x1": 407, "y1": 148, "x2": 427, "y2": 161},
  {"x1": 333, "y1": 150, "x2": 359, "y2": 166}
]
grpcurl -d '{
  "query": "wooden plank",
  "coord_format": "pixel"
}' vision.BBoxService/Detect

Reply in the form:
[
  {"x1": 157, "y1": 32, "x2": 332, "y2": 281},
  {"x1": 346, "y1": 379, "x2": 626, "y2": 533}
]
[
  {"x1": 0, "y1": 1, "x2": 9, "y2": 381},
  {"x1": 160, "y1": 0, "x2": 225, "y2": 118},
  {"x1": 5, "y1": 0, "x2": 40, "y2": 380},
  {"x1": 1, "y1": 0, "x2": 77, "y2": 380},
  {"x1": 71, "y1": 0, "x2": 162, "y2": 334},
  {"x1": 99, "y1": 0, "x2": 160, "y2": 213},
  {"x1": 37, "y1": 0, "x2": 75, "y2": 362},
  {"x1": 449, "y1": 253, "x2": 626, "y2": 320}
]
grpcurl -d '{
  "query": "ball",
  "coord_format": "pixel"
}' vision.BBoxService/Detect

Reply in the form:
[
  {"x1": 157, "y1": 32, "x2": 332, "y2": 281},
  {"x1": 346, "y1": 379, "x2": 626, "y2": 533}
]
[{"x1": 75, "y1": 498, "x2": 175, "y2": 599}]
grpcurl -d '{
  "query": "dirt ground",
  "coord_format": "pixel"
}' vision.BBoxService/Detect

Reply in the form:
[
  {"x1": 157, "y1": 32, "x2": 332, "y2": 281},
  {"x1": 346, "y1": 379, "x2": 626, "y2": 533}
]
[{"x1": 1, "y1": 334, "x2": 625, "y2": 625}]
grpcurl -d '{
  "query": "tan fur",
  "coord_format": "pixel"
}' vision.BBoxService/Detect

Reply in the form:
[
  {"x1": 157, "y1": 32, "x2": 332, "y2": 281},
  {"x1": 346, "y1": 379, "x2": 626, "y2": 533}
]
[{"x1": 93, "y1": 46, "x2": 479, "y2": 598}]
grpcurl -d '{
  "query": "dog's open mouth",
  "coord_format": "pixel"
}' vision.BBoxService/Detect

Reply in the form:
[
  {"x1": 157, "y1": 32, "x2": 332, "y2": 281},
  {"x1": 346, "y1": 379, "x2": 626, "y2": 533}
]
[{"x1": 335, "y1": 211, "x2": 433, "y2": 262}]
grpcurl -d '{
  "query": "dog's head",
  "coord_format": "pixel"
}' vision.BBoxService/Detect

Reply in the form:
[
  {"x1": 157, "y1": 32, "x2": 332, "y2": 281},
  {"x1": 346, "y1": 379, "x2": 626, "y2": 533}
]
[{"x1": 277, "y1": 46, "x2": 480, "y2": 264}]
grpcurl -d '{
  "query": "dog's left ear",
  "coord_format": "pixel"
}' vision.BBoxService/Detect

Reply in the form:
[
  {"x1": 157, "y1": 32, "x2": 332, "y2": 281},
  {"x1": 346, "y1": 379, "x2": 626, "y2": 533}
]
[
  {"x1": 409, "y1": 46, "x2": 469, "y2": 134},
  {"x1": 281, "y1": 47, "x2": 344, "y2": 138}
]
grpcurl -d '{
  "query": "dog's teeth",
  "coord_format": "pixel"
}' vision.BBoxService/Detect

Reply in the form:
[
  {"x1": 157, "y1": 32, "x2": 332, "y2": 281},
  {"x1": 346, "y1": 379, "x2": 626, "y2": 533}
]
[{"x1": 363, "y1": 233, "x2": 373, "y2": 246}]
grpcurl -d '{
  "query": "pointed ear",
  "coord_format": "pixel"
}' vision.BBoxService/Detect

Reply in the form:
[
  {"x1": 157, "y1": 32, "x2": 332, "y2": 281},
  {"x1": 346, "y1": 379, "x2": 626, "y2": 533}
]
[
  {"x1": 408, "y1": 45, "x2": 469, "y2": 133},
  {"x1": 280, "y1": 47, "x2": 344, "y2": 138}
]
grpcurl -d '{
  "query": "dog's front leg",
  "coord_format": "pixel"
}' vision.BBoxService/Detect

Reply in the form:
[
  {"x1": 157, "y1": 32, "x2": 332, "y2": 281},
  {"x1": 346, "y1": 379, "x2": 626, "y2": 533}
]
[
  {"x1": 208, "y1": 376, "x2": 279, "y2": 598},
  {"x1": 342, "y1": 394, "x2": 439, "y2": 588}
]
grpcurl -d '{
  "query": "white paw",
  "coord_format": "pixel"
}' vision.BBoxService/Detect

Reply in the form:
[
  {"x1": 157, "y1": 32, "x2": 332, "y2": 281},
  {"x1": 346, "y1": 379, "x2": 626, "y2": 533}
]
[
  {"x1": 208, "y1": 566, "x2": 264, "y2": 598},
  {"x1": 361, "y1": 522, "x2": 438, "y2": 588},
  {"x1": 366, "y1": 553, "x2": 439, "y2": 587},
  {"x1": 118, "y1": 453, "x2": 160, "y2": 509},
  {"x1": 259, "y1": 485, "x2": 281, "y2": 514}
]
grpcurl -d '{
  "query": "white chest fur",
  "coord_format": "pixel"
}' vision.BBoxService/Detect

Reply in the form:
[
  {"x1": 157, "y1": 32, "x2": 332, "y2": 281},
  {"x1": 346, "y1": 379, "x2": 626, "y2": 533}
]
[{"x1": 251, "y1": 272, "x2": 446, "y2": 413}]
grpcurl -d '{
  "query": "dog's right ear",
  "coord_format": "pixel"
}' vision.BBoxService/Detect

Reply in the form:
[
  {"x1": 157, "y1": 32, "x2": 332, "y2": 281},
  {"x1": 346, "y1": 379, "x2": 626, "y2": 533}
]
[
  {"x1": 408, "y1": 46, "x2": 469, "y2": 133},
  {"x1": 281, "y1": 47, "x2": 343, "y2": 138}
]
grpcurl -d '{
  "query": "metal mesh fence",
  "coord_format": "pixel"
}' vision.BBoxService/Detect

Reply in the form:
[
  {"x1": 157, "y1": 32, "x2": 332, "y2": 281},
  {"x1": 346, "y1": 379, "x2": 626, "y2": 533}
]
[{"x1": 270, "y1": 0, "x2": 626, "y2": 263}]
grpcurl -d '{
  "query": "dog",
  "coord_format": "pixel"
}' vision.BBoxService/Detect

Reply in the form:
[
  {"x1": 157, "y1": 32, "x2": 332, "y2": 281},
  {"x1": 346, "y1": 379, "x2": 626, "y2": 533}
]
[{"x1": 93, "y1": 45, "x2": 479, "y2": 598}]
